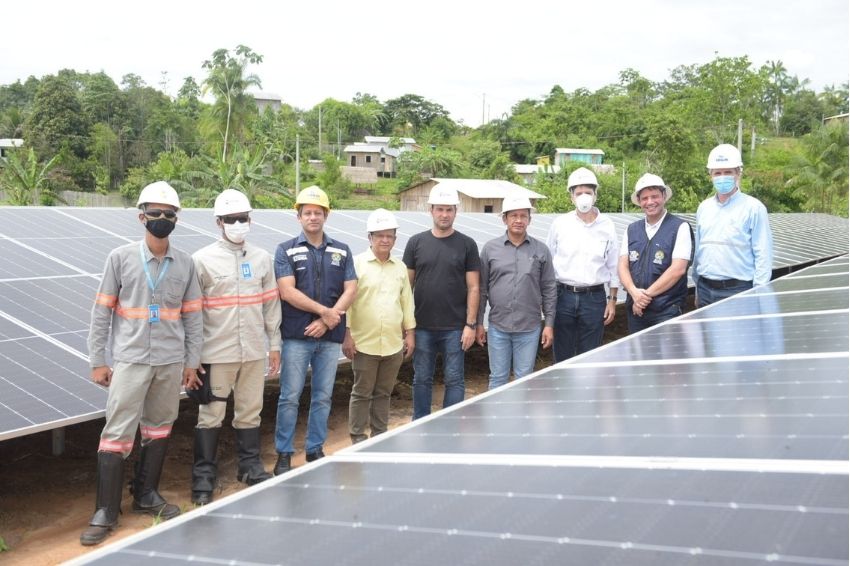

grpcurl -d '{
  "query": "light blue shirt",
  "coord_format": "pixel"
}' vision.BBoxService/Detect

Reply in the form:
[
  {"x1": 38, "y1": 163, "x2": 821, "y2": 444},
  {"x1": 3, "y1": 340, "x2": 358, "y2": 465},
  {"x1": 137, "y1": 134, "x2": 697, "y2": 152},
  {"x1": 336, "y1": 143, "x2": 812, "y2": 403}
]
[{"x1": 694, "y1": 189, "x2": 773, "y2": 286}]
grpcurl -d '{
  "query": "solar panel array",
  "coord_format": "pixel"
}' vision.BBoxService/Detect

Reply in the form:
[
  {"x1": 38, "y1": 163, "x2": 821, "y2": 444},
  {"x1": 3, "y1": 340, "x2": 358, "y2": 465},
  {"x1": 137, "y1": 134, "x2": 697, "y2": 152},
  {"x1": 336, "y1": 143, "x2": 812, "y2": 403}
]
[
  {"x1": 0, "y1": 207, "x2": 847, "y2": 442},
  {"x1": 71, "y1": 254, "x2": 849, "y2": 566}
]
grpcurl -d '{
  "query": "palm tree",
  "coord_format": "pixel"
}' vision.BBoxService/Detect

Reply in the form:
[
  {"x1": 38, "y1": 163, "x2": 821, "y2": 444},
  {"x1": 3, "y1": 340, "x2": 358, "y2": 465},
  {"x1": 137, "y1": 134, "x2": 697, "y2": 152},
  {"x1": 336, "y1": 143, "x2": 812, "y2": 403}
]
[
  {"x1": 0, "y1": 148, "x2": 62, "y2": 205},
  {"x1": 766, "y1": 60, "x2": 788, "y2": 135},
  {"x1": 785, "y1": 123, "x2": 849, "y2": 215},
  {"x1": 202, "y1": 46, "x2": 263, "y2": 163},
  {"x1": 183, "y1": 143, "x2": 291, "y2": 208}
]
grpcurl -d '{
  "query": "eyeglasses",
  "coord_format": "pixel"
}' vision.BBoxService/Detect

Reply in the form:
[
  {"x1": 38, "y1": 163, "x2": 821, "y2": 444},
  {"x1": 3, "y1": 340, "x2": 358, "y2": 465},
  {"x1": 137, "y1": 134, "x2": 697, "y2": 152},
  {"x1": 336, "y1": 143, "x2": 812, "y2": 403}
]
[
  {"x1": 220, "y1": 214, "x2": 250, "y2": 224},
  {"x1": 144, "y1": 209, "x2": 177, "y2": 220}
]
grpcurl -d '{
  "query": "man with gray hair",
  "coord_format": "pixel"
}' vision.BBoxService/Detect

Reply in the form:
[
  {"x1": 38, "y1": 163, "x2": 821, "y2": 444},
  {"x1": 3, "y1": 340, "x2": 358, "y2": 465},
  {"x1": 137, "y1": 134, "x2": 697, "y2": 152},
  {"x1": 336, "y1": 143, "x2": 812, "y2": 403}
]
[{"x1": 694, "y1": 143, "x2": 773, "y2": 307}]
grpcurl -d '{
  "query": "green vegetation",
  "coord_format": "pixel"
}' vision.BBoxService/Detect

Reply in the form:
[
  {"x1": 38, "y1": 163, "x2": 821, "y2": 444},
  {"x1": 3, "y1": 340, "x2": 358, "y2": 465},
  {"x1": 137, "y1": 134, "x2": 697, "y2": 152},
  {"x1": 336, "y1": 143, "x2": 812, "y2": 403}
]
[{"x1": 0, "y1": 50, "x2": 846, "y2": 216}]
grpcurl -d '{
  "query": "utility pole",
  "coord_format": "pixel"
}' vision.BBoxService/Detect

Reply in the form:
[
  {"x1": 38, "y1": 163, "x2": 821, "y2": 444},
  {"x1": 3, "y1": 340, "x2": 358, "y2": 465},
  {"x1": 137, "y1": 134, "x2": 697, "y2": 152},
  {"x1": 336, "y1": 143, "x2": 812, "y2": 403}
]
[
  {"x1": 737, "y1": 118, "x2": 743, "y2": 153},
  {"x1": 621, "y1": 162, "x2": 626, "y2": 213},
  {"x1": 295, "y1": 133, "x2": 300, "y2": 196},
  {"x1": 482, "y1": 93, "x2": 486, "y2": 127},
  {"x1": 751, "y1": 126, "x2": 756, "y2": 157},
  {"x1": 337, "y1": 120, "x2": 341, "y2": 159},
  {"x1": 318, "y1": 106, "x2": 322, "y2": 156}
]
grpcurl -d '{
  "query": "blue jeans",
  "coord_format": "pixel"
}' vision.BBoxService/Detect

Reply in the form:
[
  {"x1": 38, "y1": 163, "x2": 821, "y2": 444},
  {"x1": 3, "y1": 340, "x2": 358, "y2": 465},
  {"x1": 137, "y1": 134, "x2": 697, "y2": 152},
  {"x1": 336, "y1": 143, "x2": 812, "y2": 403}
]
[
  {"x1": 487, "y1": 326, "x2": 541, "y2": 390},
  {"x1": 553, "y1": 287, "x2": 606, "y2": 363},
  {"x1": 696, "y1": 277, "x2": 753, "y2": 308},
  {"x1": 627, "y1": 303, "x2": 682, "y2": 333},
  {"x1": 275, "y1": 339, "x2": 341, "y2": 454},
  {"x1": 412, "y1": 329, "x2": 465, "y2": 420}
]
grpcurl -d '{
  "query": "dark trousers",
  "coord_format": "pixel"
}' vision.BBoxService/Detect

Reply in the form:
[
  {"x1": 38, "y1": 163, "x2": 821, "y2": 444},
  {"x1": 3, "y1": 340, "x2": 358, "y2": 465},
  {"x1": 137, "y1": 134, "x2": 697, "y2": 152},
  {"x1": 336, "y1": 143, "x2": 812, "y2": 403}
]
[{"x1": 553, "y1": 287, "x2": 606, "y2": 363}]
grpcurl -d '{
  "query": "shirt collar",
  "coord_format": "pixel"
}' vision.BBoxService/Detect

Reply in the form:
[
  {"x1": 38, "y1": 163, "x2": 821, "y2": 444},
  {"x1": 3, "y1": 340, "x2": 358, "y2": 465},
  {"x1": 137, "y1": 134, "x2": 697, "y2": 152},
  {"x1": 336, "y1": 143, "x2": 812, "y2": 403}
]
[
  {"x1": 141, "y1": 240, "x2": 174, "y2": 261},
  {"x1": 714, "y1": 188, "x2": 741, "y2": 206},
  {"x1": 501, "y1": 231, "x2": 530, "y2": 246},
  {"x1": 296, "y1": 231, "x2": 331, "y2": 248},
  {"x1": 570, "y1": 209, "x2": 601, "y2": 226},
  {"x1": 365, "y1": 246, "x2": 398, "y2": 264},
  {"x1": 644, "y1": 210, "x2": 668, "y2": 229},
  {"x1": 218, "y1": 238, "x2": 246, "y2": 252}
]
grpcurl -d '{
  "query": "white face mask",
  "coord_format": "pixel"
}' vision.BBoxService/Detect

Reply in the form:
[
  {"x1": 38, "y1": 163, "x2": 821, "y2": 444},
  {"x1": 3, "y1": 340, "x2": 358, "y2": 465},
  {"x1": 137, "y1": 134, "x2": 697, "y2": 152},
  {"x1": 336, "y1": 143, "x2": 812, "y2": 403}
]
[
  {"x1": 575, "y1": 193, "x2": 595, "y2": 214},
  {"x1": 224, "y1": 221, "x2": 250, "y2": 243}
]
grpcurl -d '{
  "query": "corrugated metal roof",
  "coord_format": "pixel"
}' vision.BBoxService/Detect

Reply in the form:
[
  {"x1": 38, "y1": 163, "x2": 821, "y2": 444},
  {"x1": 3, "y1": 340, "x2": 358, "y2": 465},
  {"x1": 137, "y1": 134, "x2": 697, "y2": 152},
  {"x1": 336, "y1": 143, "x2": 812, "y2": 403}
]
[
  {"x1": 365, "y1": 136, "x2": 416, "y2": 144},
  {"x1": 249, "y1": 91, "x2": 282, "y2": 101},
  {"x1": 431, "y1": 178, "x2": 546, "y2": 199},
  {"x1": 514, "y1": 164, "x2": 561, "y2": 174},
  {"x1": 343, "y1": 145, "x2": 400, "y2": 158},
  {"x1": 555, "y1": 148, "x2": 605, "y2": 155}
]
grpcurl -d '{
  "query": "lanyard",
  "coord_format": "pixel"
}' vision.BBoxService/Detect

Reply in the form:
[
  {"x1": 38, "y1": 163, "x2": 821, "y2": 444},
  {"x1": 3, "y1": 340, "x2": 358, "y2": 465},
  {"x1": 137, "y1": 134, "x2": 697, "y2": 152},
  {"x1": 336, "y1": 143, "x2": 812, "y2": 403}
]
[{"x1": 139, "y1": 242, "x2": 171, "y2": 296}]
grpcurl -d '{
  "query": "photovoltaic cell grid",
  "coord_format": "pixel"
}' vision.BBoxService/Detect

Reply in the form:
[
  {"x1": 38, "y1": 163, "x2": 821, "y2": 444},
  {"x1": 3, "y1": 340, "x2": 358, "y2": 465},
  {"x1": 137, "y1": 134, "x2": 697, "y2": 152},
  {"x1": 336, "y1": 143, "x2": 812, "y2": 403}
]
[
  {"x1": 73, "y1": 257, "x2": 848, "y2": 565},
  {"x1": 0, "y1": 207, "x2": 846, "y2": 443}
]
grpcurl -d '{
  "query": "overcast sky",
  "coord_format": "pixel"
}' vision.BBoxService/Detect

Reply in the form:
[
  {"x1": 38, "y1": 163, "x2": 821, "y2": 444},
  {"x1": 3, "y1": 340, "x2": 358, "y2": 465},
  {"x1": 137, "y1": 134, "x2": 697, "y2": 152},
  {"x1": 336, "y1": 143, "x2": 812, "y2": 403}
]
[{"x1": 3, "y1": 0, "x2": 847, "y2": 126}]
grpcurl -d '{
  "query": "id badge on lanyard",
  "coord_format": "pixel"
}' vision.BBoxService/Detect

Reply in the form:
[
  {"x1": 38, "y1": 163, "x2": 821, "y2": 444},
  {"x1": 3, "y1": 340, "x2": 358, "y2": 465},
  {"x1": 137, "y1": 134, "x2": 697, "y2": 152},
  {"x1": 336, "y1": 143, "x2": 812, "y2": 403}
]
[{"x1": 140, "y1": 242, "x2": 171, "y2": 324}]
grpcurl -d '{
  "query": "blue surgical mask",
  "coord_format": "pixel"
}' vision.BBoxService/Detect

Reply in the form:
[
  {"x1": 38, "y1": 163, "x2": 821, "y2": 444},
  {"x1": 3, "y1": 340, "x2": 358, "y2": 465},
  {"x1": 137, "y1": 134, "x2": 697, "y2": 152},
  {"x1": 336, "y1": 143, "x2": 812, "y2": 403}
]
[{"x1": 712, "y1": 175, "x2": 736, "y2": 195}]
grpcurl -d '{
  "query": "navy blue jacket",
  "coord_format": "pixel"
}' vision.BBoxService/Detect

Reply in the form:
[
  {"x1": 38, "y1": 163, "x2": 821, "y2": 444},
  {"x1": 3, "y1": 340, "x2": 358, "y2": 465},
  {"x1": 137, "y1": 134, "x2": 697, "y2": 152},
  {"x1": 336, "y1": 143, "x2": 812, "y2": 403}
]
[
  {"x1": 275, "y1": 234, "x2": 352, "y2": 343},
  {"x1": 625, "y1": 214, "x2": 693, "y2": 314}
]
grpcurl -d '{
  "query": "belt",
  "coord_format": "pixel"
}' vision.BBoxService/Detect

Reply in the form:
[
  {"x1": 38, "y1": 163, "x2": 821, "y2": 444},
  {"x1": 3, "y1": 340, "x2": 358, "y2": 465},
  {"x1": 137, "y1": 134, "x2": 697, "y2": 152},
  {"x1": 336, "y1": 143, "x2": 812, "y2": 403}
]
[
  {"x1": 702, "y1": 277, "x2": 752, "y2": 290},
  {"x1": 557, "y1": 283, "x2": 604, "y2": 293}
]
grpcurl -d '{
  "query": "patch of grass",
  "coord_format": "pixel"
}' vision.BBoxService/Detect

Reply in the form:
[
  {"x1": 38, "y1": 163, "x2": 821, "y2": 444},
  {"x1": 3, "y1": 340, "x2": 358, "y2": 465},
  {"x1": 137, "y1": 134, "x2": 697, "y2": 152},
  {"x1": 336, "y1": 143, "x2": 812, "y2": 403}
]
[
  {"x1": 0, "y1": 537, "x2": 9, "y2": 552},
  {"x1": 335, "y1": 191, "x2": 400, "y2": 210}
]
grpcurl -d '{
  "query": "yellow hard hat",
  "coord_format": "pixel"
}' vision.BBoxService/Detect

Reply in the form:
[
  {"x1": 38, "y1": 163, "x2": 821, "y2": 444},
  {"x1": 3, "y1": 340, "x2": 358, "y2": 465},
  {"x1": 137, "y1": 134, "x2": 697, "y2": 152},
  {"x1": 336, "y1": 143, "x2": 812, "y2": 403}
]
[{"x1": 294, "y1": 185, "x2": 330, "y2": 211}]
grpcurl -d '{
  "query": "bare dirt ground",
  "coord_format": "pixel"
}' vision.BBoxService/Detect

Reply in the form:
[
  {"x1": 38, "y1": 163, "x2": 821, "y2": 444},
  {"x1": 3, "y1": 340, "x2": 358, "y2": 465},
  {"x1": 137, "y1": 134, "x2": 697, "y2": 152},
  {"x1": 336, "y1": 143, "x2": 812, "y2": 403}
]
[{"x1": 0, "y1": 309, "x2": 635, "y2": 565}]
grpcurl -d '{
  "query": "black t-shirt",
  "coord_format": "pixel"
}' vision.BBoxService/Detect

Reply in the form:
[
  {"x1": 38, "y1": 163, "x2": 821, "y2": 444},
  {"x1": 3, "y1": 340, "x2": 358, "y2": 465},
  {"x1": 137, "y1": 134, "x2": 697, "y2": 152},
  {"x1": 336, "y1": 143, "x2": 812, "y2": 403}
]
[{"x1": 403, "y1": 230, "x2": 480, "y2": 330}]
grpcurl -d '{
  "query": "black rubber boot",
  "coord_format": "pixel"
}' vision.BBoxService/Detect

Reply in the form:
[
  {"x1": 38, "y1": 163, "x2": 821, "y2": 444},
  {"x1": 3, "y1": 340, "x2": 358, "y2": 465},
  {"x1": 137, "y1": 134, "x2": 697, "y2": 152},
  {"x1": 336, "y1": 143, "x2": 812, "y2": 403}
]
[
  {"x1": 235, "y1": 427, "x2": 273, "y2": 486},
  {"x1": 191, "y1": 427, "x2": 221, "y2": 505},
  {"x1": 130, "y1": 438, "x2": 180, "y2": 520},
  {"x1": 80, "y1": 451, "x2": 124, "y2": 546}
]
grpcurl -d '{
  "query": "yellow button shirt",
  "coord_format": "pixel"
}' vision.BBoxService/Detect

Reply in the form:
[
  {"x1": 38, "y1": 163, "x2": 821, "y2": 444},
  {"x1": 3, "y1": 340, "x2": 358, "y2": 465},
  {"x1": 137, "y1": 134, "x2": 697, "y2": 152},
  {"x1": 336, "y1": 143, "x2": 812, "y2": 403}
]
[{"x1": 347, "y1": 248, "x2": 415, "y2": 356}]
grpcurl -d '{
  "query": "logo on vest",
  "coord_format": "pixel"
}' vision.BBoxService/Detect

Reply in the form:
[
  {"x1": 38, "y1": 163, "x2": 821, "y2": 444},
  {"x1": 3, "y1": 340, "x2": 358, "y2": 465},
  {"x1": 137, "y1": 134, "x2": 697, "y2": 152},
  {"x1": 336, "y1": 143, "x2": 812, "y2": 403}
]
[
  {"x1": 331, "y1": 252, "x2": 342, "y2": 267},
  {"x1": 653, "y1": 250, "x2": 665, "y2": 264},
  {"x1": 629, "y1": 250, "x2": 640, "y2": 262}
]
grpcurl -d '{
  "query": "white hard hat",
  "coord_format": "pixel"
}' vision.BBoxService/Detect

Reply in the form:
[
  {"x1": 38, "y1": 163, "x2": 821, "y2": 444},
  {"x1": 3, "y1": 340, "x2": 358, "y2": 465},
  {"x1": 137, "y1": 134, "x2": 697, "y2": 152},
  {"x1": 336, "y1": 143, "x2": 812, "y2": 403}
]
[
  {"x1": 137, "y1": 181, "x2": 181, "y2": 210},
  {"x1": 214, "y1": 188, "x2": 252, "y2": 216},
  {"x1": 366, "y1": 208, "x2": 399, "y2": 232},
  {"x1": 501, "y1": 194, "x2": 534, "y2": 214},
  {"x1": 427, "y1": 184, "x2": 460, "y2": 206},
  {"x1": 631, "y1": 173, "x2": 672, "y2": 206},
  {"x1": 567, "y1": 167, "x2": 598, "y2": 191},
  {"x1": 706, "y1": 143, "x2": 743, "y2": 169}
]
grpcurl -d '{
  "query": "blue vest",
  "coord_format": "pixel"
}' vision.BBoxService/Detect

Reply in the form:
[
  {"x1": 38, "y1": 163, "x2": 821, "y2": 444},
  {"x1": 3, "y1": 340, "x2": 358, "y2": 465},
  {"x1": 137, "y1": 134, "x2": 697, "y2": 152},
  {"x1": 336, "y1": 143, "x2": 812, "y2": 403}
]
[
  {"x1": 626, "y1": 214, "x2": 693, "y2": 314},
  {"x1": 279, "y1": 236, "x2": 350, "y2": 343}
]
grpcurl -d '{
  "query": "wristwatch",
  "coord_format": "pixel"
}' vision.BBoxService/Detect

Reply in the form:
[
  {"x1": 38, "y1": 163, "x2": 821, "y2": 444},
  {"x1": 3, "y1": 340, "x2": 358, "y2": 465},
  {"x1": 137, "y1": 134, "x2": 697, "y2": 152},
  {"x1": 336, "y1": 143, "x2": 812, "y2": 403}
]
[{"x1": 465, "y1": 322, "x2": 477, "y2": 330}]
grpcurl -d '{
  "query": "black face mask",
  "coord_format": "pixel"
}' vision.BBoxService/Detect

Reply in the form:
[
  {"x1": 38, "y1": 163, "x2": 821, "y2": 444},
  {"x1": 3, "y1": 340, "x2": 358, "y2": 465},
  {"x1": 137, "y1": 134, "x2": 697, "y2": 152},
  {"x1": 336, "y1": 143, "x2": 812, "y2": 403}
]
[{"x1": 145, "y1": 218, "x2": 176, "y2": 239}]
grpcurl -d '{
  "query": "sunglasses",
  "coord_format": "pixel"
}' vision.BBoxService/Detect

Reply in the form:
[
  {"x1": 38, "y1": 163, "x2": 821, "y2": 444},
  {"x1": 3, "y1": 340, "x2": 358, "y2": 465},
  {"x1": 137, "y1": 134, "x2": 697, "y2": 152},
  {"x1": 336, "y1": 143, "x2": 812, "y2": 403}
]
[
  {"x1": 220, "y1": 214, "x2": 250, "y2": 224},
  {"x1": 143, "y1": 209, "x2": 177, "y2": 220}
]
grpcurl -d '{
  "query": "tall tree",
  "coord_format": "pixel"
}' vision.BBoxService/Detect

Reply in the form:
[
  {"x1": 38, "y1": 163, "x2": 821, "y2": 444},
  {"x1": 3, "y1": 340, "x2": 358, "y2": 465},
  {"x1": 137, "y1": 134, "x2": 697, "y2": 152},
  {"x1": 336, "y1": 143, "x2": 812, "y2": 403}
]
[
  {"x1": 23, "y1": 74, "x2": 88, "y2": 161},
  {"x1": 201, "y1": 45, "x2": 263, "y2": 162}
]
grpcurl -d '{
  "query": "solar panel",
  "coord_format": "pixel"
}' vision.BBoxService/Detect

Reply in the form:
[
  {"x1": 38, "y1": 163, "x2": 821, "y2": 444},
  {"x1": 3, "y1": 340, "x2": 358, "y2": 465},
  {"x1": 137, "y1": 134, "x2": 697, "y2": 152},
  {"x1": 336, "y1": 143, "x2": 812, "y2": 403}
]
[
  {"x1": 70, "y1": 256, "x2": 849, "y2": 566},
  {"x1": 0, "y1": 207, "x2": 846, "y2": 444}
]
